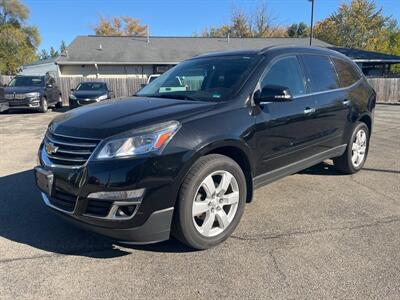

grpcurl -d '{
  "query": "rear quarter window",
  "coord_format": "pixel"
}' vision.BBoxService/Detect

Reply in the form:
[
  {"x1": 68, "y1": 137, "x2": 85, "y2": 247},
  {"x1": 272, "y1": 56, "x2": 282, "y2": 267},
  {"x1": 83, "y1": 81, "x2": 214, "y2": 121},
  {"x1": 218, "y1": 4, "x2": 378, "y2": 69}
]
[
  {"x1": 331, "y1": 57, "x2": 361, "y2": 88},
  {"x1": 301, "y1": 54, "x2": 339, "y2": 93}
]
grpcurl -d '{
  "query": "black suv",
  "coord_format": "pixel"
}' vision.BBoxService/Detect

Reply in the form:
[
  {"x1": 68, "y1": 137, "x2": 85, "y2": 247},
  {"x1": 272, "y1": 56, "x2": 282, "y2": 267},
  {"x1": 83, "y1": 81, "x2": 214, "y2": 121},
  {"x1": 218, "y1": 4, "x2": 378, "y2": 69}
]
[
  {"x1": 69, "y1": 81, "x2": 114, "y2": 109},
  {"x1": 35, "y1": 47, "x2": 375, "y2": 249},
  {"x1": 3, "y1": 74, "x2": 62, "y2": 113}
]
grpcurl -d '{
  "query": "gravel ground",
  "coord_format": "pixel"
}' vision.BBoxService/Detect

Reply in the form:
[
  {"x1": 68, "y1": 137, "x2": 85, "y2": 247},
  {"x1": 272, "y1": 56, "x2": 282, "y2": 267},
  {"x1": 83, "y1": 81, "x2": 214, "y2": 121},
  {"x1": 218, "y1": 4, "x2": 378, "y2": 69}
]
[{"x1": 0, "y1": 104, "x2": 399, "y2": 299}]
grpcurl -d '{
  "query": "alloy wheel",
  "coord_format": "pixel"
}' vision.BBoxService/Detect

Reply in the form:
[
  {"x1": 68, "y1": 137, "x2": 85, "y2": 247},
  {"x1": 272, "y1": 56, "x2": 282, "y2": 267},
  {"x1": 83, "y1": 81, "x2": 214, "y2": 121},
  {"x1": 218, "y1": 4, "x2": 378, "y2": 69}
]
[
  {"x1": 192, "y1": 170, "x2": 239, "y2": 237},
  {"x1": 351, "y1": 128, "x2": 367, "y2": 168}
]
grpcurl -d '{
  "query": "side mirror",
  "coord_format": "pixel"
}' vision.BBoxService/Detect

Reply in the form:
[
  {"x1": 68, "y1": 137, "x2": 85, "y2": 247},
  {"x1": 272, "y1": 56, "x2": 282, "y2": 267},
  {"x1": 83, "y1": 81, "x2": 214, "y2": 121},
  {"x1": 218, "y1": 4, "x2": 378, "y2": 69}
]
[
  {"x1": 254, "y1": 85, "x2": 292, "y2": 105},
  {"x1": 140, "y1": 83, "x2": 146, "y2": 89},
  {"x1": 70, "y1": 88, "x2": 74, "y2": 92},
  {"x1": 46, "y1": 84, "x2": 53, "y2": 88}
]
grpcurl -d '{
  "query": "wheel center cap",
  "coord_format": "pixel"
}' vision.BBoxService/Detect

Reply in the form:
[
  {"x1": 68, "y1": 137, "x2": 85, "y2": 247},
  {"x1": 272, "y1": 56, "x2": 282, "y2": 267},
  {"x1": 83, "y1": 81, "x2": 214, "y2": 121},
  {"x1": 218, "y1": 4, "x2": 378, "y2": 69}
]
[{"x1": 210, "y1": 199, "x2": 218, "y2": 209}]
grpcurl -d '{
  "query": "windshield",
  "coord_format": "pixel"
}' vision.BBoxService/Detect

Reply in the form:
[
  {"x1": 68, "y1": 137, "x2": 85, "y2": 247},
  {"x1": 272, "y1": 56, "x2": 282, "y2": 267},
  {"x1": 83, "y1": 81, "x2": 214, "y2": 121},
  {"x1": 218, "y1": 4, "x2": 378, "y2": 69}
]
[
  {"x1": 137, "y1": 55, "x2": 260, "y2": 101},
  {"x1": 76, "y1": 82, "x2": 107, "y2": 91},
  {"x1": 8, "y1": 76, "x2": 44, "y2": 87}
]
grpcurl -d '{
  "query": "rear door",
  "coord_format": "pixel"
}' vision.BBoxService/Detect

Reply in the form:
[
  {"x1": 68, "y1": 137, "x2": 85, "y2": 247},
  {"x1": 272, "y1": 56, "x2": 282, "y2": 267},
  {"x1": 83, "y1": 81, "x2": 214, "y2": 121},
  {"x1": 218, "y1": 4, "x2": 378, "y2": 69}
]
[
  {"x1": 251, "y1": 55, "x2": 321, "y2": 176},
  {"x1": 300, "y1": 54, "x2": 349, "y2": 151}
]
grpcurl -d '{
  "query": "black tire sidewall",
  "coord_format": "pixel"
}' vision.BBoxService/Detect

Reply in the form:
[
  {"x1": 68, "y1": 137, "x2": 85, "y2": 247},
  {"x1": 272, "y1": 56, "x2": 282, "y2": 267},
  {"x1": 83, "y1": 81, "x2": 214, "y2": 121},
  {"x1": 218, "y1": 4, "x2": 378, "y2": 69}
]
[
  {"x1": 39, "y1": 97, "x2": 48, "y2": 113},
  {"x1": 177, "y1": 155, "x2": 247, "y2": 249},
  {"x1": 346, "y1": 122, "x2": 370, "y2": 172},
  {"x1": 56, "y1": 96, "x2": 63, "y2": 108}
]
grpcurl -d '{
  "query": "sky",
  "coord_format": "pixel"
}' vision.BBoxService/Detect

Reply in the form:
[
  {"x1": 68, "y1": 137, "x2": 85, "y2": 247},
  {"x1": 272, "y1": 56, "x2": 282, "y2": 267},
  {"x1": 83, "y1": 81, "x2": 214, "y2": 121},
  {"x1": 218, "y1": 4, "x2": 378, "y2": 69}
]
[{"x1": 23, "y1": 0, "x2": 400, "y2": 51}]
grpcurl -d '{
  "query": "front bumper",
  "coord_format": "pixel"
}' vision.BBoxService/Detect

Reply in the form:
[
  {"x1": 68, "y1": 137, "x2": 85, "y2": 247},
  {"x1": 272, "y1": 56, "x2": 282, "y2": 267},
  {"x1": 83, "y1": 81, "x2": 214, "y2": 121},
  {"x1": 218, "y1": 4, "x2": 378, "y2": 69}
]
[
  {"x1": 8, "y1": 97, "x2": 41, "y2": 109},
  {"x1": 35, "y1": 141, "x2": 187, "y2": 244},
  {"x1": 41, "y1": 193, "x2": 174, "y2": 243},
  {"x1": 69, "y1": 98, "x2": 98, "y2": 108}
]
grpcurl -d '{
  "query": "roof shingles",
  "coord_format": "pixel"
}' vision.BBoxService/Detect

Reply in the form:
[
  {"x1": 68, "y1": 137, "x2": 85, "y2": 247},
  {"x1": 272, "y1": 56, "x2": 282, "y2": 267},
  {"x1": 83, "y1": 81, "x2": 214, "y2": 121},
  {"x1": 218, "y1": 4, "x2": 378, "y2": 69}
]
[{"x1": 57, "y1": 36, "x2": 331, "y2": 65}]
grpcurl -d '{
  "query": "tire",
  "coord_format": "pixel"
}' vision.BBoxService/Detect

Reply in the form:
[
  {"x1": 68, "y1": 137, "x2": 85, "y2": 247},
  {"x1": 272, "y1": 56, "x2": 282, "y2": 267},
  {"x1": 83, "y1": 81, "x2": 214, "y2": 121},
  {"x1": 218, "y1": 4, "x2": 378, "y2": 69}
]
[
  {"x1": 55, "y1": 95, "x2": 63, "y2": 108},
  {"x1": 333, "y1": 122, "x2": 370, "y2": 174},
  {"x1": 38, "y1": 97, "x2": 48, "y2": 113},
  {"x1": 173, "y1": 154, "x2": 247, "y2": 250}
]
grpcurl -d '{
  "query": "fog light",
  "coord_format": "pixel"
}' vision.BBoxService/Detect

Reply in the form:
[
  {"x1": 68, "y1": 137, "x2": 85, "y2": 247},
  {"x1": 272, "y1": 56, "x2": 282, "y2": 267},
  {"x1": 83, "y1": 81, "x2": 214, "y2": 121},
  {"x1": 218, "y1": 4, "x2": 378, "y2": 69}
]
[
  {"x1": 116, "y1": 205, "x2": 137, "y2": 218},
  {"x1": 88, "y1": 188, "x2": 145, "y2": 201}
]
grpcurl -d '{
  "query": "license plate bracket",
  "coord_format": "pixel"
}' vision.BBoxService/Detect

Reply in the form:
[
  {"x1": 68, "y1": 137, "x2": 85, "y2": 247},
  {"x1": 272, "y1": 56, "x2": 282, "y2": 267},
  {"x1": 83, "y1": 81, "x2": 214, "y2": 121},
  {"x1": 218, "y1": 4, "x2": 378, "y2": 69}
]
[{"x1": 35, "y1": 167, "x2": 54, "y2": 196}]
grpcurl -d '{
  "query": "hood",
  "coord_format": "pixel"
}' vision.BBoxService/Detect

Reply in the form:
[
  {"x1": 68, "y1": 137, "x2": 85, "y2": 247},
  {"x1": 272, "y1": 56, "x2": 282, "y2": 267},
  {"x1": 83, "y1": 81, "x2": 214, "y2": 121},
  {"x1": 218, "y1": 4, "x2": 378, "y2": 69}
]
[
  {"x1": 72, "y1": 90, "x2": 107, "y2": 99},
  {"x1": 4, "y1": 86, "x2": 43, "y2": 94},
  {"x1": 51, "y1": 97, "x2": 216, "y2": 139}
]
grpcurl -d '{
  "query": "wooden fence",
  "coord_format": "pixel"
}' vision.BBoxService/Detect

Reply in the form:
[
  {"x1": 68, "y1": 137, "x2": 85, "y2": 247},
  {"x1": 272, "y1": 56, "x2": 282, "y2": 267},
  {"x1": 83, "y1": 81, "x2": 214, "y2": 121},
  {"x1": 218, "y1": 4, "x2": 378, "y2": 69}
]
[
  {"x1": 56, "y1": 77, "x2": 147, "y2": 104},
  {"x1": 1, "y1": 75, "x2": 399, "y2": 104},
  {"x1": 367, "y1": 77, "x2": 400, "y2": 104}
]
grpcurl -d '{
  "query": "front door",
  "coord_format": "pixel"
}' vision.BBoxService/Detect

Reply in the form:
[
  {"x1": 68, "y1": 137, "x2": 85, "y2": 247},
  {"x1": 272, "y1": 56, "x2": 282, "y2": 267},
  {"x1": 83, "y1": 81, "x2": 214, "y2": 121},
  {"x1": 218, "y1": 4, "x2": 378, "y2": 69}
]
[{"x1": 250, "y1": 55, "x2": 321, "y2": 177}]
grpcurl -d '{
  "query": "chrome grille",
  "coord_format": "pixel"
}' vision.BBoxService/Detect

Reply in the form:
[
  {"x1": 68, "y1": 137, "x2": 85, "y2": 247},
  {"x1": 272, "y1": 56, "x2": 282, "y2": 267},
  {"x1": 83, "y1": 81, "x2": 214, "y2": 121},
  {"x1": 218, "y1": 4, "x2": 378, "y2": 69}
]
[{"x1": 44, "y1": 132, "x2": 101, "y2": 167}]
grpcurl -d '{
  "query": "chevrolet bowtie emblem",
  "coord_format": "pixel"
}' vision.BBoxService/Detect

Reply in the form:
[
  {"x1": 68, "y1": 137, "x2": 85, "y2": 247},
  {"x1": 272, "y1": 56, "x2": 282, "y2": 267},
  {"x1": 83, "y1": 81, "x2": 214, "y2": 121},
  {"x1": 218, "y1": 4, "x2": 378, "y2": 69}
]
[{"x1": 45, "y1": 142, "x2": 59, "y2": 155}]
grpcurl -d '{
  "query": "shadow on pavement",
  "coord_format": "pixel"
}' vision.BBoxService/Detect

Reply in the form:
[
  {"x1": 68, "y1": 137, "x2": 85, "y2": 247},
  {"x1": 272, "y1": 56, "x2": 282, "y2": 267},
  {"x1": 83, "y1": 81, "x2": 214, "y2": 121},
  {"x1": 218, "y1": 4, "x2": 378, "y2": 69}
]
[
  {"x1": 0, "y1": 169, "x2": 191, "y2": 258},
  {"x1": 300, "y1": 162, "x2": 400, "y2": 176},
  {"x1": 362, "y1": 167, "x2": 400, "y2": 174},
  {"x1": 299, "y1": 162, "x2": 344, "y2": 176}
]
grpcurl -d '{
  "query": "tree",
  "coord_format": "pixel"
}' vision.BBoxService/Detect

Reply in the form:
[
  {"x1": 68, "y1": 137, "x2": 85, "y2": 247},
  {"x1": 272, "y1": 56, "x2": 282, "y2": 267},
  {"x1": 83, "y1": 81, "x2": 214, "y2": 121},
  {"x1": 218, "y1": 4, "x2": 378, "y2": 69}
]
[
  {"x1": 314, "y1": 0, "x2": 395, "y2": 51},
  {"x1": 0, "y1": 24, "x2": 38, "y2": 73},
  {"x1": 94, "y1": 16, "x2": 147, "y2": 36},
  {"x1": 0, "y1": 0, "x2": 28, "y2": 25},
  {"x1": 201, "y1": 1, "x2": 283, "y2": 38},
  {"x1": 287, "y1": 22, "x2": 309, "y2": 38},
  {"x1": 0, "y1": 0, "x2": 40, "y2": 74},
  {"x1": 252, "y1": 1, "x2": 275, "y2": 37},
  {"x1": 39, "y1": 49, "x2": 49, "y2": 60},
  {"x1": 49, "y1": 46, "x2": 58, "y2": 58},
  {"x1": 60, "y1": 40, "x2": 66, "y2": 53}
]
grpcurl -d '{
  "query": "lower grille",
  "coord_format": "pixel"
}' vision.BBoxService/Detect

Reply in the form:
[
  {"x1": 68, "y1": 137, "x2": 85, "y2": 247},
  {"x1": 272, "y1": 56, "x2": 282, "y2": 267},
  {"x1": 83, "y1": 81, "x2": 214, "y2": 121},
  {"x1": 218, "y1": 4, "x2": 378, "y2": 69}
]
[
  {"x1": 85, "y1": 200, "x2": 112, "y2": 217},
  {"x1": 9, "y1": 99, "x2": 30, "y2": 106},
  {"x1": 48, "y1": 190, "x2": 78, "y2": 212},
  {"x1": 44, "y1": 132, "x2": 100, "y2": 168}
]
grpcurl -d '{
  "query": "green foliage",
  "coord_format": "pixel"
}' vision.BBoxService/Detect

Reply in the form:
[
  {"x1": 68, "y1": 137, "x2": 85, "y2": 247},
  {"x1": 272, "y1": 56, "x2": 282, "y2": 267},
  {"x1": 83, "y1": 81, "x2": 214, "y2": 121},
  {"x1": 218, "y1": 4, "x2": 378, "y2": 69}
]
[
  {"x1": 0, "y1": 0, "x2": 40, "y2": 74},
  {"x1": 287, "y1": 22, "x2": 309, "y2": 38},
  {"x1": 0, "y1": 24, "x2": 38, "y2": 74},
  {"x1": 314, "y1": 0, "x2": 399, "y2": 55},
  {"x1": 0, "y1": 0, "x2": 28, "y2": 25},
  {"x1": 39, "y1": 41, "x2": 66, "y2": 60},
  {"x1": 60, "y1": 40, "x2": 66, "y2": 53}
]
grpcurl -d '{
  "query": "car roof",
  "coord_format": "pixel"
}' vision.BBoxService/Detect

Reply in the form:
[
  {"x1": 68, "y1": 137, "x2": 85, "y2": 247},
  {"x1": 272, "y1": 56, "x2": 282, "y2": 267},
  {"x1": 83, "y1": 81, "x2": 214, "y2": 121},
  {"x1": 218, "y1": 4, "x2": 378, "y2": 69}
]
[{"x1": 190, "y1": 46, "x2": 351, "y2": 62}]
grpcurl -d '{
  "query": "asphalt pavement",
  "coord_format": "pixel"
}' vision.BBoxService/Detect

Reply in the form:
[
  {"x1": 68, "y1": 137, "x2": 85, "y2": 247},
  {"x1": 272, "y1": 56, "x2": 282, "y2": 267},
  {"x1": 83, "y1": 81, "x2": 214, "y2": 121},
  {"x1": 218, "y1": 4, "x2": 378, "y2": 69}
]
[{"x1": 0, "y1": 104, "x2": 399, "y2": 299}]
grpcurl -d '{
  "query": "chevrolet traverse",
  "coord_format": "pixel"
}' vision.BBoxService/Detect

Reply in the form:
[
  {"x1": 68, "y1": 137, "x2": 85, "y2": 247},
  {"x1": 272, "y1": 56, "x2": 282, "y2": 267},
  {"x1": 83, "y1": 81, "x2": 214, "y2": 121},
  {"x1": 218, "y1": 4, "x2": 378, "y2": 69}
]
[{"x1": 35, "y1": 47, "x2": 375, "y2": 249}]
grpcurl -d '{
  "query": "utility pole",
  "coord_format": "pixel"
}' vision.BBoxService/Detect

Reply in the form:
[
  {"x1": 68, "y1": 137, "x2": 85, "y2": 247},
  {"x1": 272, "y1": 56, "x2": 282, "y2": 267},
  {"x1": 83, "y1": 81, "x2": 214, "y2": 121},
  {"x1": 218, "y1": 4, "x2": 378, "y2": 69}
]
[{"x1": 309, "y1": 0, "x2": 315, "y2": 46}]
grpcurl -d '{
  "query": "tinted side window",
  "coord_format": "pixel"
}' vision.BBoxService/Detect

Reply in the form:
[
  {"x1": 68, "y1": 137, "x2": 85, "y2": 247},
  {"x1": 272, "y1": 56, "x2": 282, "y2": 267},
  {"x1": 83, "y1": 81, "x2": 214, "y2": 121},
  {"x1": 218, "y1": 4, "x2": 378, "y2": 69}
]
[
  {"x1": 261, "y1": 56, "x2": 306, "y2": 96},
  {"x1": 331, "y1": 58, "x2": 361, "y2": 87},
  {"x1": 302, "y1": 55, "x2": 339, "y2": 92}
]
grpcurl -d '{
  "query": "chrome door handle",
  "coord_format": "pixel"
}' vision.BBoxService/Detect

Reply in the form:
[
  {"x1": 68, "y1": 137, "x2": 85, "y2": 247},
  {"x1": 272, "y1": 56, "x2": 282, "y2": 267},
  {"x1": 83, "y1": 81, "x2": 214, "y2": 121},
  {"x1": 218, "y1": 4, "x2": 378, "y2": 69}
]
[
  {"x1": 304, "y1": 107, "x2": 316, "y2": 114},
  {"x1": 342, "y1": 99, "x2": 351, "y2": 106}
]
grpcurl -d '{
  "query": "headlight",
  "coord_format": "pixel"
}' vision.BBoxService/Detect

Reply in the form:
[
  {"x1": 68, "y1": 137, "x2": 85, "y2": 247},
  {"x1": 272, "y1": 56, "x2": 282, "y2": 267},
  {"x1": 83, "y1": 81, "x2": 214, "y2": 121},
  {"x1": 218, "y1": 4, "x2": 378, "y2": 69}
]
[
  {"x1": 96, "y1": 121, "x2": 181, "y2": 160},
  {"x1": 96, "y1": 94, "x2": 108, "y2": 101},
  {"x1": 25, "y1": 92, "x2": 40, "y2": 98},
  {"x1": 69, "y1": 94, "x2": 77, "y2": 100}
]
